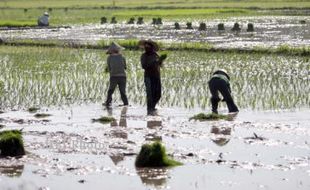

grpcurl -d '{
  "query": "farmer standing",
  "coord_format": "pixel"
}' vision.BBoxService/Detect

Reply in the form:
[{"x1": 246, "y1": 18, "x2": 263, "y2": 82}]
[
  {"x1": 208, "y1": 69, "x2": 239, "y2": 114},
  {"x1": 103, "y1": 42, "x2": 129, "y2": 107},
  {"x1": 37, "y1": 12, "x2": 49, "y2": 26},
  {"x1": 140, "y1": 40, "x2": 167, "y2": 115}
]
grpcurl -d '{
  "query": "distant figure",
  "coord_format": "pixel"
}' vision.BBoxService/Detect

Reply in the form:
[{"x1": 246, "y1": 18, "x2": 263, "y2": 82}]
[
  {"x1": 140, "y1": 40, "x2": 167, "y2": 115},
  {"x1": 37, "y1": 12, "x2": 49, "y2": 26},
  {"x1": 103, "y1": 42, "x2": 128, "y2": 107},
  {"x1": 208, "y1": 69, "x2": 239, "y2": 114}
]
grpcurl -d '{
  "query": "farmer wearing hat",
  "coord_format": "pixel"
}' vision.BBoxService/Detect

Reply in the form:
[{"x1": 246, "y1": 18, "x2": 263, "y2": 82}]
[
  {"x1": 208, "y1": 69, "x2": 239, "y2": 114},
  {"x1": 140, "y1": 40, "x2": 167, "y2": 115},
  {"x1": 38, "y1": 12, "x2": 49, "y2": 26},
  {"x1": 103, "y1": 42, "x2": 128, "y2": 107}
]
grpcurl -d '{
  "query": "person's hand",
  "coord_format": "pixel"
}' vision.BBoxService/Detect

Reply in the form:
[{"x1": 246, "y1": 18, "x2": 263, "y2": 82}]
[{"x1": 159, "y1": 54, "x2": 167, "y2": 61}]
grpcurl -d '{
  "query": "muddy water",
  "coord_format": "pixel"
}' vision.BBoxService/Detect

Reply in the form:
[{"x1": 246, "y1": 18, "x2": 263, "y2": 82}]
[
  {"x1": 0, "y1": 104, "x2": 309, "y2": 190},
  {"x1": 0, "y1": 16, "x2": 309, "y2": 49}
]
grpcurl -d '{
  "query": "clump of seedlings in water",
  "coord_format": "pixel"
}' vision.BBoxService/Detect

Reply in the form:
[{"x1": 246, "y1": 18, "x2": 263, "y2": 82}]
[
  {"x1": 174, "y1": 22, "x2": 181, "y2": 30},
  {"x1": 101, "y1": 17, "x2": 107, "y2": 24},
  {"x1": 231, "y1": 22, "x2": 241, "y2": 31},
  {"x1": 92, "y1": 116, "x2": 116, "y2": 124},
  {"x1": 152, "y1": 18, "x2": 162, "y2": 25},
  {"x1": 189, "y1": 113, "x2": 228, "y2": 121},
  {"x1": 137, "y1": 17, "x2": 144, "y2": 24},
  {"x1": 198, "y1": 22, "x2": 207, "y2": 31},
  {"x1": 135, "y1": 141, "x2": 182, "y2": 167},
  {"x1": 247, "y1": 23, "x2": 254, "y2": 32},
  {"x1": 186, "y1": 22, "x2": 193, "y2": 29},
  {"x1": 24, "y1": 8, "x2": 28, "y2": 13},
  {"x1": 0, "y1": 130, "x2": 25, "y2": 157},
  {"x1": 300, "y1": 20, "x2": 306, "y2": 24},
  {"x1": 127, "y1": 17, "x2": 135, "y2": 24},
  {"x1": 111, "y1": 17, "x2": 117, "y2": 24},
  {"x1": 218, "y1": 23, "x2": 225, "y2": 31},
  {"x1": 34, "y1": 113, "x2": 52, "y2": 118},
  {"x1": 48, "y1": 8, "x2": 53, "y2": 12},
  {"x1": 28, "y1": 107, "x2": 40, "y2": 113}
]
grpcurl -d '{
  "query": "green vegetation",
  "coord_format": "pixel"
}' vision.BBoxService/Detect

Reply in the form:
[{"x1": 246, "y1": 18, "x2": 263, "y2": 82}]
[
  {"x1": 0, "y1": 20, "x2": 37, "y2": 27},
  {"x1": 28, "y1": 107, "x2": 40, "y2": 113},
  {"x1": 92, "y1": 116, "x2": 116, "y2": 124},
  {"x1": 135, "y1": 141, "x2": 182, "y2": 167},
  {"x1": 0, "y1": 0, "x2": 309, "y2": 25},
  {"x1": 0, "y1": 130, "x2": 25, "y2": 157},
  {"x1": 0, "y1": 45, "x2": 309, "y2": 110},
  {"x1": 190, "y1": 113, "x2": 228, "y2": 121}
]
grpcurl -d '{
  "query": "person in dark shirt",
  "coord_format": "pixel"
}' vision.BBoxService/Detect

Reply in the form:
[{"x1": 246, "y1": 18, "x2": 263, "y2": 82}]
[
  {"x1": 208, "y1": 69, "x2": 239, "y2": 114},
  {"x1": 139, "y1": 40, "x2": 167, "y2": 115},
  {"x1": 103, "y1": 42, "x2": 128, "y2": 107}
]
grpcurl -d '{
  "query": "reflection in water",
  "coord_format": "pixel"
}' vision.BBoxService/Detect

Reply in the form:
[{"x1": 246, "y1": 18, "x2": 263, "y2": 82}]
[
  {"x1": 145, "y1": 120, "x2": 163, "y2": 141},
  {"x1": 226, "y1": 112, "x2": 239, "y2": 121},
  {"x1": 210, "y1": 126, "x2": 232, "y2": 146},
  {"x1": 136, "y1": 167, "x2": 168, "y2": 188},
  {"x1": 109, "y1": 107, "x2": 128, "y2": 139},
  {"x1": 147, "y1": 120, "x2": 162, "y2": 129},
  {"x1": 110, "y1": 154, "x2": 124, "y2": 165},
  {"x1": 0, "y1": 165, "x2": 24, "y2": 177}
]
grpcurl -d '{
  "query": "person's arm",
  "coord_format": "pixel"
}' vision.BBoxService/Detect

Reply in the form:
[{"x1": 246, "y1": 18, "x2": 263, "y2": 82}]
[
  {"x1": 105, "y1": 56, "x2": 111, "y2": 73},
  {"x1": 123, "y1": 56, "x2": 127, "y2": 70}
]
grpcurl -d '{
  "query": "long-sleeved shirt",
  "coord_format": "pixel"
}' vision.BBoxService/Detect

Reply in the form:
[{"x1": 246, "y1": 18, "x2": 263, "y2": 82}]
[
  {"x1": 38, "y1": 15, "x2": 49, "y2": 26},
  {"x1": 107, "y1": 54, "x2": 127, "y2": 77},
  {"x1": 141, "y1": 52, "x2": 161, "y2": 78}
]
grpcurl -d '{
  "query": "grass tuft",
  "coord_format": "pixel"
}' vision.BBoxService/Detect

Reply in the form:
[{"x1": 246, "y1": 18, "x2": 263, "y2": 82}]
[
  {"x1": 135, "y1": 141, "x2": 182, "y2": 167},
  {"x1": 92, "y1": 116, "x2": 116, "y2": 124},
  {"x1": 189, "y1": 113, "x2": 228, "y2": 121},
  {"x1": 0, "y1": 130, "x2": 25, "y2": 157}
]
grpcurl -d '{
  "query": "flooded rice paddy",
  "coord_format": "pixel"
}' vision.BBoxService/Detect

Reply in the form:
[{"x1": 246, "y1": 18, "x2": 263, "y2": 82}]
[
  {"x1": 0, "y1": 16, "x2": 310, "y2": 49},
  {"x1": 0, "y1": 22, "x2": 310, "y2": 189}
]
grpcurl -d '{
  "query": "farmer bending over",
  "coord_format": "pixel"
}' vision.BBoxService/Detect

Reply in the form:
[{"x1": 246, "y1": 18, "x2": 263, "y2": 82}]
[
  {"x1": 37, "y1": 12, "x2": 49, "y2": 26},
  {"x1": 208, "y1": 69, "x2": 239, "y2": 114}
]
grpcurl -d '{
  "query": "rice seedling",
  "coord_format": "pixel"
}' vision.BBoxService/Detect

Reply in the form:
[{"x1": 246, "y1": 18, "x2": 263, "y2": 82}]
[
  {"x1": 0, "y1": 46, "x2": 308, "y2": 110},
  {"x1": 198, "y1": 22, "x2": 207, "y2": 31},
  {"x1": 92, "y1": 116, "x2": 116, "y2": 124},
  {"x1": 247, "y1": 23, "x2": 254, "y2": 32},
  {"x1": 135, "y1": 141, "x2": 182, "y2": 167},
  {"x1": 218, "y1": 23, "x2": 225, "y2": 30},
  {"x1": 231, "y1": 22, "x2": 241, "y2": 31},
  {"x1": 27, "y1": 107, "x2": 40, "y2": 113},
  {"x1": 100, "y1": 17, "x2": 107, "y2": 24},
  {"x1": 0, "y1": 130, "x2": 25, "y2": 157}
]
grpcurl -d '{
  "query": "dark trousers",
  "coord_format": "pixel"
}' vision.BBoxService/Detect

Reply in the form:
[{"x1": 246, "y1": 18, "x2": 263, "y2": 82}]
[
  {"x1": 106, "y1": 76, "x2": 128, "y2": 105},
  {"x1": 208, "y1": 78, "x2": 239, "y2": 113},
  {"x1": 144, "y1": 77, "x2": 161, "y2": 111}
]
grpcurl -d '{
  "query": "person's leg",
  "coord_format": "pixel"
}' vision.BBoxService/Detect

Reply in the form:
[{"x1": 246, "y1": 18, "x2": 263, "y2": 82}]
[
  {"x1": 118, "y1": 77, "x2": 129, "y2": 105},
  {"x1": 105, "y1": 77, "x2": 117, "y2": 106},
  {"x1": 208, "y1": 79, "x2": 221, "y2": 114},
  {"x1": 144, "y1": 77, "x2": 154, "y2": 113},
  {"x1": 152, "y1": 77, "x2": 162, "y2": 109},
  {"x1": 218, "y1": 81, "x2": 239, "y2": 113}
]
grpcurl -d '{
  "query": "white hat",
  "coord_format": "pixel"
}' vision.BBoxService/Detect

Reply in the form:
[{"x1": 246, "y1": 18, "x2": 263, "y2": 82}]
[
  {"x1": 44, "y1": 12, "x2": 49, "y2": 16},
  {"x1": 106, "y1": 42, "x2": 125, "y2": 54}
]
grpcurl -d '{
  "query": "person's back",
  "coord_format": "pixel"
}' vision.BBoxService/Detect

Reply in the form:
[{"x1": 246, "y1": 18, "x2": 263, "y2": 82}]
[
  {"x1": 38, "y1": 12, "x2": 49, "y2": 26},
  {"x1": 107, "y1": 54, "x2": 126, "y2": 77}
]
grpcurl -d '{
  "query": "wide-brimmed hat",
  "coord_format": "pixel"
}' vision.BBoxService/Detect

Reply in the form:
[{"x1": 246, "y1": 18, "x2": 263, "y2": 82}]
[
  {"x1": 106, "y1": 42, "x2": 125, "y2": 54},
  {"x1": 138, "y1": 39, "x2": 159, "y2": 52},
  {"x1": 44, "y1": 12, "x2": 49, "y2": 16}
]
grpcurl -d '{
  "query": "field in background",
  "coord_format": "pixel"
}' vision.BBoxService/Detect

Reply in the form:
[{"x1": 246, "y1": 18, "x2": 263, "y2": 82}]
[{"x1": 0, "y1": 0, "x2": 309, "y2": 25}]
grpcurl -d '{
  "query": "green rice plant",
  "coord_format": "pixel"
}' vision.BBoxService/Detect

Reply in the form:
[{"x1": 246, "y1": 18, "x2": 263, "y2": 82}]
[
  {"x1": 189, "y1": 113, "x2": 228, "y2": 121},
  {"x1": 135, "y1": 141, "x2": 182, "y2": 167},
  {"x1": 34, "y1": 113, "x2": 52, "y2": 118},
  {"x1": 0, "y1": 130, "x2": 25, "y2": 157},
  {"x1": 92, "y1": 116, "x2": 116, "y2": 124},
  {"x1": 27, "y1": 107, "x2": 40, "y2": 113}
]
